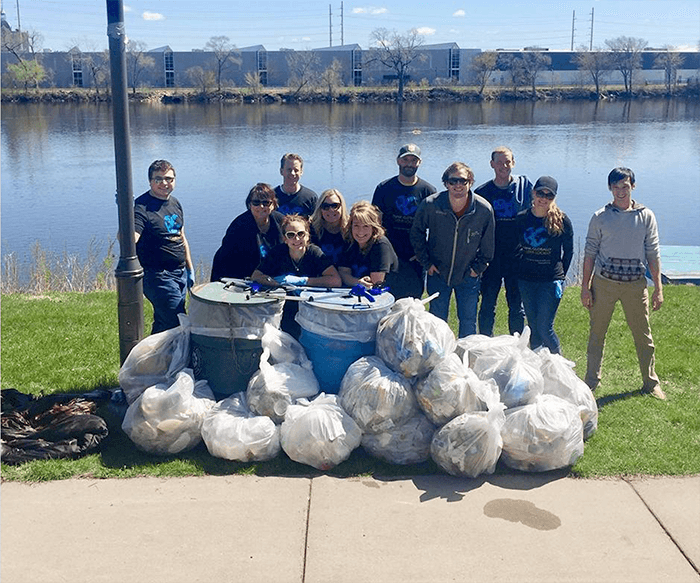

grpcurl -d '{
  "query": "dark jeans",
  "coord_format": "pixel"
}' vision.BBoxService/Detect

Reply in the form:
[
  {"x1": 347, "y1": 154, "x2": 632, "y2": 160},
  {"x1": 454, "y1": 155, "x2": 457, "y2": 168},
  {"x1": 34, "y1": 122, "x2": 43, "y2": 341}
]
[
  {"x1": 478, "y1": 261, "x2": 525, "y2": 336},
  {"x1": 143, "y1": 267, "x2": 187, "y2": 335},
  {"x1": 386, "y1": 257, "x2": 425, "y2": 300},
  {"x1": 426, "y1": 273, "x2": 481, "y2": 338},
  {"x1": 518, "y1": 279, "x2": 563, "y2": 354}
]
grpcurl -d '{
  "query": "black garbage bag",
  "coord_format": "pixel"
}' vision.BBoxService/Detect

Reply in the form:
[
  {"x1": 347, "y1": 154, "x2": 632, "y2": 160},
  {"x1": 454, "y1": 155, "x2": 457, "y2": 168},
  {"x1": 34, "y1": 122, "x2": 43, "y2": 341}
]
[{"x1": 1, "y1": 388, "x2": 116, "y2": 465}]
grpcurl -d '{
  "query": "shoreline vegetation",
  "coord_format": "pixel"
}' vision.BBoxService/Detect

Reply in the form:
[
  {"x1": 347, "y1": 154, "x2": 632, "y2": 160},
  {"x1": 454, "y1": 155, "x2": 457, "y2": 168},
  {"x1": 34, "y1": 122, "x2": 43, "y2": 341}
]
[{"x1": 2, "y1": 82, "x2": 699, "y2": 105}]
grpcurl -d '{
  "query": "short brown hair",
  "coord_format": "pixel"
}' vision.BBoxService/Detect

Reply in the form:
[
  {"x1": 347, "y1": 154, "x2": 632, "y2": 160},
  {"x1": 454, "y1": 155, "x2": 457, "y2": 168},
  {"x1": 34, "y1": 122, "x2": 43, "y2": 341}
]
[
  {"x1": 280, "y1": 153, "x2": 303, "y2": 169},
  {"x1": 148, "y1": 159, "x2": 175, "y2": 180},
  {"x1": 441, "y1": 162, "x2": 475, "y2": 185},
  {"x1": 245, "y1": 183, "x2": 278, "y2": 209}
]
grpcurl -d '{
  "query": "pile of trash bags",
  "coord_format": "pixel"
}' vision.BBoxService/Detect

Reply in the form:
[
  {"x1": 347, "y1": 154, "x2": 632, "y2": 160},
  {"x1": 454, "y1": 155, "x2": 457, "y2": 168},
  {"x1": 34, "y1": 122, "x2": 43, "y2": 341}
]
[{"x1": 115, "y1": 297, "x2": 597, "y2": 476}]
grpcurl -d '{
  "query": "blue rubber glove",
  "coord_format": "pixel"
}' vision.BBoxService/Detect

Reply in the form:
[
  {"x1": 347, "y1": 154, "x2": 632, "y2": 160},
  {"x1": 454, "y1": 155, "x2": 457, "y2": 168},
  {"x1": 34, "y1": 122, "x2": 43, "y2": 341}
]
[
  {"x1": 555, "y1": 280, "x2": 564, "y2": 299},
  {"x1": 186, "y1": 268, "x2": 195, "y2": 289},
  {"x1": 273, "y1": 275, "x2": 308, "y2": 286}
]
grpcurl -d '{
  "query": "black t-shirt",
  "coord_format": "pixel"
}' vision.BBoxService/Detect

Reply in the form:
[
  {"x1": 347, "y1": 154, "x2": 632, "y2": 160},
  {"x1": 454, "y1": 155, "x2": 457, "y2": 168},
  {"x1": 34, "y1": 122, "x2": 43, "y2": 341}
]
[
  {"x1": 311, "y1": 227, "x2": 346, "y2": 267},
  {"x1": 134, "y1": 191, "x2": 186, "y2": 270},
  {"x1": 338, "y1": 236, "x2": 398, "y2": 279},
  {"x1": 257, "y1": 242, "x2": 333, "y2": 278},
  {"x1": 274, "y1": 185, "x2": 318, "y2": 217},
  {"x1": 515, "y1": 210, "x2": 574, "y2": 281},
  {"x1": 371, "y1": 176, "x2": 436, "y2": 260}
]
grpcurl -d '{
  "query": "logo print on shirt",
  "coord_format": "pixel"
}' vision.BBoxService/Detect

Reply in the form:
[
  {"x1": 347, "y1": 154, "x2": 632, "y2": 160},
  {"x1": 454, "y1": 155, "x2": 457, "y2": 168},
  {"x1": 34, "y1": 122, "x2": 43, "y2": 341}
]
[
  {"x1": 164, "y1": 214, "x2": 181, "y2": 234},
  {"x1": 524, "y1": 226, "x2": 548, "y2": 248},
  {"x1": 322, "y1": 243, "x2": 342, "y2": 265},
  {"x1": 279, "y1": 204, "x2": 305, "y2": 216},
  {"x1": 352, "y1": 264, "x2": 369, "y2": 278},
  {"x1": 395, "y1": 195, "x2": 418, "y2": 216},
  {"x1": 492, "y1": 197, "x2": 517, "y2": 219}
]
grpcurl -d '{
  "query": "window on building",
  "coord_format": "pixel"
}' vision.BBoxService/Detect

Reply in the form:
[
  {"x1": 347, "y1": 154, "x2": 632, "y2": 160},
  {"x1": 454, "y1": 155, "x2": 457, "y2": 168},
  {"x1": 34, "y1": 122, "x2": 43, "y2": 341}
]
[
  {"x1": 352, "y1": 49, "x2": 362, "y2": 86},
  {"x1": 257, "y1": 50, "x2": 268, "y2": 86},
  {"x1": 449, "y1": 49, "x2": 460, "y2": 82},
  {"x1": 71, "y1": 54, "x2": 83, "y2": 87},
  {"x1": 164, "y1": 51, "x2": 175, "y2": 87}
]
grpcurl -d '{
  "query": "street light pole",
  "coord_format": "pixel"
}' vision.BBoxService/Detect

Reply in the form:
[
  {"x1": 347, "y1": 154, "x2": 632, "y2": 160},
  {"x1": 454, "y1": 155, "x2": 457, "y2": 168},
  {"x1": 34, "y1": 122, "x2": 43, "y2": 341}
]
[{"x1": 106, "y1": 0, "x2": 144, "y2": 364}]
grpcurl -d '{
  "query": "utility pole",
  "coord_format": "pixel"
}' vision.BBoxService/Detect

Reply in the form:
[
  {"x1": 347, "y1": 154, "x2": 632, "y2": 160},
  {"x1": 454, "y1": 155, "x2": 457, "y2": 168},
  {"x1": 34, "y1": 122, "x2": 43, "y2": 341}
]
[
  {"x1": 341, "y1": 1, "x2": 344, "y2": 46},
  {"x1": 329, "y1": 4, "x2": 332, "y2": 47},
  {"x1": 106, "y1": 0, "x2": 144, "y2": 364},
  {"x1": 589, "y1": 7, "x2": 595, "y2": 50},
  {"x1": 15, "y1": 0, "x2": 20, "y2": 31},
  {"x1": 571, "y1": 10, "x2": 576, "y2": 51}
]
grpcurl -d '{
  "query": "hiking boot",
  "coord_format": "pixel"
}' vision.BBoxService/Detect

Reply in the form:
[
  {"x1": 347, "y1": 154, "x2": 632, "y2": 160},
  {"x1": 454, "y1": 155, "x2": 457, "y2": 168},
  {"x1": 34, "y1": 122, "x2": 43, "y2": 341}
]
[{"x1": 644, "y1": 385, "x2": 667, "y2": 400}]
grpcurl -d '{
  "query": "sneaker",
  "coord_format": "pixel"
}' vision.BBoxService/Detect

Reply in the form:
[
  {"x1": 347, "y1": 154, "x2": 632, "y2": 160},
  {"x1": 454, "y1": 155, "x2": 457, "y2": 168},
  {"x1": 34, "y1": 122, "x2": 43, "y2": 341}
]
[{"x1": 644, "y1": 385, "x2": 667, "y2": 400}]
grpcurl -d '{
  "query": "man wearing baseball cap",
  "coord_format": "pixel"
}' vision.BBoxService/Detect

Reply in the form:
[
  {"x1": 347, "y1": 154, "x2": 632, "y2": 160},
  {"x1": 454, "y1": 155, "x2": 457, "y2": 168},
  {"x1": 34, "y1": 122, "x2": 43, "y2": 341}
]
[{"x1": 372, "y1": 144, "x2": 436, "y2": 299}]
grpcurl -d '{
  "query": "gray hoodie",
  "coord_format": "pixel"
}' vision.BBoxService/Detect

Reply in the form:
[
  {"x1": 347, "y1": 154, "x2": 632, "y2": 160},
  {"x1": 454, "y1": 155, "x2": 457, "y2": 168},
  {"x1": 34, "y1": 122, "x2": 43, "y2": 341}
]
[{"x1": 410, "y1": 190, "x2": 495, "y2": 287}]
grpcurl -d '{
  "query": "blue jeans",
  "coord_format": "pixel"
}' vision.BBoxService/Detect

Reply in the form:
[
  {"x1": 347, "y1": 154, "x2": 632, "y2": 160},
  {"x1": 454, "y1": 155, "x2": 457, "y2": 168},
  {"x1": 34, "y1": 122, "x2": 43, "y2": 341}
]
[
  {"x1": 143, "y1": 267, "x2": 187, "y2": 334},
  {"x1": 426, "y1": 273, "x2": 481, "y2": 338},
  {"x1": 478, "y1": 260, "x2": 525, "y2": 336},
  {"x1": 518, "y1": 279, "x2": 563, "y2": 354}
]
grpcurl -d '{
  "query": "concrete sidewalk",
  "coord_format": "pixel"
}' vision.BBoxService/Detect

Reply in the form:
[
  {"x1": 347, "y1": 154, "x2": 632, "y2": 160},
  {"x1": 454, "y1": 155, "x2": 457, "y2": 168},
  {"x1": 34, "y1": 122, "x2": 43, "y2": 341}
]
[{"x1": 2, "y1": 474, "x2": 699, "y2": 583}]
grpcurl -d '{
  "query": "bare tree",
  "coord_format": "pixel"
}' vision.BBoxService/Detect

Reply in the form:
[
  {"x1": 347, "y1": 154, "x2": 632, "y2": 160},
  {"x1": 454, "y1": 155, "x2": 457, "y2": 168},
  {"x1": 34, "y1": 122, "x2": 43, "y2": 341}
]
[
  {"x1": 286, "y1": 50, "x2": 321, "y2": 98},
  {"x1": 469, "y1": 51, "x2": 498, "y2": 95},
  {"x1": 126, "y1": 40, "x2": 155, "y2": 94},
  {"x1": 187, "y1": 66, "x2": 216, "y2": 94},
  {"x1": 244, "y1": 71, "x2": 264, "y2": 97},
  {"x1": 204, "y1": 36, "x2": 242, "y2": 91},
  {"x1": 68, "y1": 39, "x2": 110, "y2": 96},
  {"x1": 499, "y1": 53, "x2": 526, "y2": 96},
  {"x1": 519, "y1": 49, "x2": 552, "y2": 97},
  {"x1": 368, "y1": 28, "x2": 425, "y2": 102},
  {"x1": 653, "y1": 46, "x2": 685, "y2": 94},
  {"x1": 605, "y1": 36, "x2": 648, "y2": 94},
  {"x1": 573, "y1": 47, "x2": 612, "y2": 97},
  {"x1": 319, "y1": 59, "x2": 344, "y2": 99}
]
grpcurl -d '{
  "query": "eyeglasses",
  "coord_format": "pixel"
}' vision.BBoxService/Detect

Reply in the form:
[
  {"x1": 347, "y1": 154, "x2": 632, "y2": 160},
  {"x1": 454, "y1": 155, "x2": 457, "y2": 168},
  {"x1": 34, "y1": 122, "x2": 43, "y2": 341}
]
[
  {"x1": 321, "y1": 202, "x2": 341, "y2": 211},
  {"x1": 285, "y1": 230, "x2": 307, "y2": 240},
  {"x1": 152, "y1": 176, "x2": 175, "y2": 184},
  {"x1": 534, "y1": 190, "x2": 556, "y2": 200},
  {"x1": 446, "y1": 177, "x2": 469, "y2": 186},
  {"x1": 250, "y1": 199, "x2": 273, "y2": 207}
]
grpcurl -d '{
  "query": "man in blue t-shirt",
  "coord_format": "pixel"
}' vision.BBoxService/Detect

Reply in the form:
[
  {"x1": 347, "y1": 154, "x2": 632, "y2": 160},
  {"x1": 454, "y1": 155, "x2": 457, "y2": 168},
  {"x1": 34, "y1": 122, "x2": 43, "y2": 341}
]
[
  {"x1": 274, "y1": 153, "x2": 318, "y2": 217},
  {"x1": 134, "y1": 160, "x2": 194, "y2": 334},
  {"x1": 474, "y1": 146, "x2": 532, "y2": 336}
]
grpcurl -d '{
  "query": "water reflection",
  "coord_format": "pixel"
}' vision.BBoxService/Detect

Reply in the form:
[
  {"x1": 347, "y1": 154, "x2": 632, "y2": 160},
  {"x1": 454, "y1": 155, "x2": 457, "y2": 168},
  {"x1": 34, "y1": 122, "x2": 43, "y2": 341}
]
[{"x1": 2, "y1": 99, "x2": 699, "y2": 268}]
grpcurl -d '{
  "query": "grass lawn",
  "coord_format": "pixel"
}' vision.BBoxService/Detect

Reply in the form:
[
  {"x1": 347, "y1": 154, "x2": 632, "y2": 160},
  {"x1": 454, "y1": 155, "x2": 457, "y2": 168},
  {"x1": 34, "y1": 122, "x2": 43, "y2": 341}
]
[{"x1": 2, "y1": 285, "x2": 699, "y2": 481}]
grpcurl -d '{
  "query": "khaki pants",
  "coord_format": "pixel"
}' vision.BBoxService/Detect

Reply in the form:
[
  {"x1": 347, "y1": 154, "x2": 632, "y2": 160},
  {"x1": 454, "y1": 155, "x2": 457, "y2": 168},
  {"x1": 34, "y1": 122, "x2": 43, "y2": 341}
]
[{"x1": 585, "y1": 274, "x2": 659, "y2": 391}]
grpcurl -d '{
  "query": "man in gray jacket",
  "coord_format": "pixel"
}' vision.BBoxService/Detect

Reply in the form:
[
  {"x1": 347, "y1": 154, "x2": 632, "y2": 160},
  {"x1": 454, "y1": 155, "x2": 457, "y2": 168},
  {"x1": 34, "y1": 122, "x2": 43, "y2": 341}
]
[{"x1": 410, "y1": 162, "x2": 495, "y2": 337}]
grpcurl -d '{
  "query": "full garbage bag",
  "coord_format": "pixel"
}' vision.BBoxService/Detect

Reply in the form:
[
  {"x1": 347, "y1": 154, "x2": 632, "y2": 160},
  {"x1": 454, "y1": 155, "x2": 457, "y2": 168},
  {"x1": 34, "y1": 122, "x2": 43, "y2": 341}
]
[
  {"x1": 121, "y1": 369, "x2": 215, "y2": 455},
  {"x1": 246, "y1": 347, "x2": 320, "y2": 424},
  {"x1": 416, "y1": 353, "x2": 500, "y2": 426},
  {"x1": 500, "y1": 394, "x2": 584, "y2": 472},
  {"x1": 280, "y1": 393, "x2": 362, "y2": 470},
  {"x1": 361, "y1": 412, "x2": 435, "y2": 465},
  {"x1": 375, "y1": 297, "x2": 456, "y2": 379},
  {"x1": 118, "y1": 315, "x2": 190, "y2": 404},
  {"x1": 261, "y1": 323, "x2": 312, "y2": 368},
  {"x1": 536, "y1": 349, "x2": 598, "y2": 440},
  {"x1": 201, "y1": 392, "x2": 280, "y2": 462},
  {"x1": 469, "y1": 328, "x2": 530, "y2": 375},
  {"x1": 430, "y1": 404, "x2": 506, "y2": 478},
  {"x1": 338, "y1": 356, "x2": 418, "y2": 434}
]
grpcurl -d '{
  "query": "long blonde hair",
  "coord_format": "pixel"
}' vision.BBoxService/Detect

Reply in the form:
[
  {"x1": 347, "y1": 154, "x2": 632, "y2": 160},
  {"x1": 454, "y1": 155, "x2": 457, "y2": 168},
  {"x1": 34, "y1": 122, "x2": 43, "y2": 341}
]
[
  {"x1": 310, "y1": 189, "x2": 349, "y2": 238},
  {"x1": 542, "y1": 201, "x2": 565, "y2": 236},
  {"x1": 345, "y1": 201, "x2": 385, "y2": 252}
]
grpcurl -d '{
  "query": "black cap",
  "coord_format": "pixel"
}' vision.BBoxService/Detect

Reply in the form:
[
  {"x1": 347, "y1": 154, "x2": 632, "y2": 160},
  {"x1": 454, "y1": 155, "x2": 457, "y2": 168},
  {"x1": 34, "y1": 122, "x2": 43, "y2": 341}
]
[
  {"x1": 533, "y1": 176, "x2": 558, "y2": 196},
  {"x1": 398, "y1": 144, "x2": 421, "y2": 160}
]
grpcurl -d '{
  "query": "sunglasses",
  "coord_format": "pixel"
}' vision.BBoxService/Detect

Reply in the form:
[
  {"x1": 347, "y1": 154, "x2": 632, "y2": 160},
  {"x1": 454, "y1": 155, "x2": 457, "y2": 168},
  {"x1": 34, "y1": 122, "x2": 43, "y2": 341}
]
[
  {"x1": 534, "y1": 190, "x2": 556, "y2": 200},
  {"x1": 321, "y1": 202, "x2": 341, "y2": 211},
  {"x1": 446, "y1": 177, "x2": 469, "y2": 186},
  {"x1": 152, "y1": 176, "x2": 175, "y2": 184},
  {"x1": 285, "y1": 230, "x2": 307, "y2": 240},
  {"x1": 250, "y1": 199, "x2": 273, "y2": 207}
]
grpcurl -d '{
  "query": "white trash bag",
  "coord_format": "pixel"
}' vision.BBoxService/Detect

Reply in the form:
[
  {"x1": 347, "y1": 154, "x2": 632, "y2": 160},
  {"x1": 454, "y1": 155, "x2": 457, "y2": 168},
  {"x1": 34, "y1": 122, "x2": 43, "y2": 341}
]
[
  {"x1": 416, "y1": 353, "x2": 500, "y2": 426},
  {"x1": 375, "y1": 297, "x2": 456, "y2": 379},
  {"x1": 246, "y1": 347, "x2": 319, "y2": 424},
  {"x1": 121, "y1": 368, "x2": 215, "y2": 455},
  {"x1": 536, "y1": 348, "x2": 598, "y2": 440},
  {"x1": 361, "y1": 412, "x2": 436, "y2": 465},
  {"x1": 201, "y1": 392, "x2": 281, "y2": 462},
  {"x1": 501, "y1": 394, "x2": 584, "y2": 472},
  {"x1": 338, "y1": 356, "x2": 418, "y2": 434},
  {"x1": 118, "y1": 315, "x2": 190, "y2": 404},
  {"x1": 280, "y1": 393, "x2": 362, "y2": 470},
  {"x1": 430, "y1": 404, "x2": 506, "y2": 478},
  {"x1": 260, "y1": 323, "x2": 312, "y2": 368}
]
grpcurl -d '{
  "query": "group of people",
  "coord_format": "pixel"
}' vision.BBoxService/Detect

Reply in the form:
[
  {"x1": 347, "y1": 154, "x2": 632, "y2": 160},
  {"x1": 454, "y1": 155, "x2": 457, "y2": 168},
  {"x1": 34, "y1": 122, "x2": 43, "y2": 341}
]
[{"x1": 133, "y1": 146, "x2": 666, "y2": 400}]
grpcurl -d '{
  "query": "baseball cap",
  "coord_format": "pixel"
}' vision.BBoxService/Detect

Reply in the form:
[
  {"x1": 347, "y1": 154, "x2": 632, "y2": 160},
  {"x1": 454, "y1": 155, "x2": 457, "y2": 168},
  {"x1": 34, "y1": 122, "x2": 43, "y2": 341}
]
[
  {"x1": 533, "y1": 175, "x2": 558, "y2": 196},
  {"x1": 398, "y1": 144, "x2": 421, "y2": 160}
]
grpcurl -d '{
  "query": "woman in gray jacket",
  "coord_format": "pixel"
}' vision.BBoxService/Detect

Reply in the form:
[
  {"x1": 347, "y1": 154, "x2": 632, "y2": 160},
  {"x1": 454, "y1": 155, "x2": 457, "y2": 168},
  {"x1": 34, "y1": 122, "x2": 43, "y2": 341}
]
[{"x1": 410, "y1": 162, "x2": 495, "y2": 337}]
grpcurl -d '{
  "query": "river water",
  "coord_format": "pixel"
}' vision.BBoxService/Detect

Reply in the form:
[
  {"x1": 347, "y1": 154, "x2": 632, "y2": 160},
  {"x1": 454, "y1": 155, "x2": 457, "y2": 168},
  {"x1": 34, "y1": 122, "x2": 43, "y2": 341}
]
[{"x1": 2, "y1": 99, "x2": 699, "y2": 272}]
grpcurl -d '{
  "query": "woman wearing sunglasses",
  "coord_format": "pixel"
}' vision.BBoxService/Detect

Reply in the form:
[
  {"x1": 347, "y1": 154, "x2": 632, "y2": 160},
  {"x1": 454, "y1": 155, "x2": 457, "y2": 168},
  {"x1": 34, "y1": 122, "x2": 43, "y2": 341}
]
[
  {"x1": 252, "y1": 214, "x2": 341, "y2": 337},
  {"x1": 338, "y1": 201, "x2": 398, "y2": 289},
  {"x1": 515, "y1": 176, "x2": 573, "y2": 354},
  {"x1": 310, "y1": 189, "x2": 349, "y2": 266},
  {"x1": 211, "y1": 183, "x2": 283, "y2": 282}
]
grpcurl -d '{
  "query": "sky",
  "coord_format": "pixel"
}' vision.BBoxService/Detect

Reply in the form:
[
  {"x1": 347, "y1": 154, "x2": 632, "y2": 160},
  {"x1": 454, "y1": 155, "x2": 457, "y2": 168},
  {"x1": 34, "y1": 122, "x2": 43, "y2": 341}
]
[{"x1": 3, "y1": 0, "x2": 699, "y2": 53}]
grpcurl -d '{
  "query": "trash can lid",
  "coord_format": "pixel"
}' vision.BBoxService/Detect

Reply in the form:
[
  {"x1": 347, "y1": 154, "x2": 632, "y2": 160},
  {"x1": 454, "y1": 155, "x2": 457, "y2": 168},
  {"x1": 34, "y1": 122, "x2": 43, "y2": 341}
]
[
  {"x1": 299, "y1": 289, "x2": 395, "y2": 312},
  {"x1": 191, "y1": 281, "x2": 285, "y2": 306}
]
